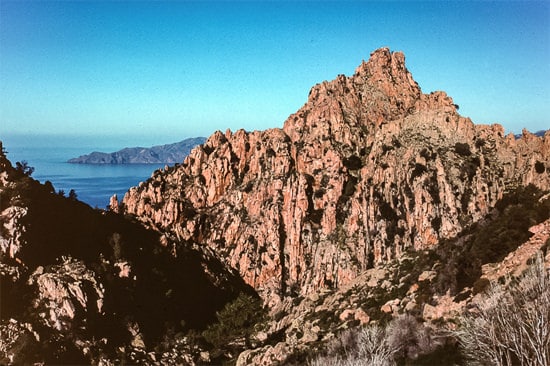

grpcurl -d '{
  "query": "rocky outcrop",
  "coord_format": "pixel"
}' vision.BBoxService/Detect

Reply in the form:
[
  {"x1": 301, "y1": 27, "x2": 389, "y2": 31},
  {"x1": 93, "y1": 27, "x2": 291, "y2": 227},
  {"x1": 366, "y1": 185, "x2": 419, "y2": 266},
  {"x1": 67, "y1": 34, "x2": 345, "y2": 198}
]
[
  {"x1": 27, "y1": 257, "x2": 104, "y2": 332},
  {"x1": 233, "y1": 216, "x2": 550, "y2": 365},
  {"x1": 68, "y1": 137, "x2": 206, "y2": 164},
  {"x1": 0, "y1": 206, "x2": 27, "y2": 260},
  {"x1": 0, "y1": 144, "x2": 255, "y2": 364},
  {"x1": 119, "y1": 48, "x2": 550, "y2": 302},
  {"x1": 0, "y1": 319, "x2": 41, "y2": 365},
  {"x1": 481, "y1": 217, "x2": 550, "y2": 281},
  {"x1": 515, "y1": 129, "x2": 547, "y2": 139}
]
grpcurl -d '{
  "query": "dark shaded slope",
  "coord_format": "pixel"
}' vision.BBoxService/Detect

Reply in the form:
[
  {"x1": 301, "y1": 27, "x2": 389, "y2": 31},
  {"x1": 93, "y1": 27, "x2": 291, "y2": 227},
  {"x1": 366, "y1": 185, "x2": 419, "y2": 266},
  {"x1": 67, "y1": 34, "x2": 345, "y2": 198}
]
[
  {"x1": 0, "y1": 143, "x2": 254, "y2": 363},
  {"x1": 433, "y1": 184, "x2": 550, "y2": 293}
]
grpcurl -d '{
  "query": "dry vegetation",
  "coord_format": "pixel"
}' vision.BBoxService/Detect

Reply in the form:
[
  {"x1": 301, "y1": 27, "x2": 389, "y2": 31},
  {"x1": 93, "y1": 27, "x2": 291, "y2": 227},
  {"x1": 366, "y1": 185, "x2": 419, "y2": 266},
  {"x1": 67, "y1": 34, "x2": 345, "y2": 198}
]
[
  {"x1": 457, "y1": 253, "x2": 550, "y2": 366},
  {"x1": 310, "y1": 252, "x2": 550, "y2": 366}
]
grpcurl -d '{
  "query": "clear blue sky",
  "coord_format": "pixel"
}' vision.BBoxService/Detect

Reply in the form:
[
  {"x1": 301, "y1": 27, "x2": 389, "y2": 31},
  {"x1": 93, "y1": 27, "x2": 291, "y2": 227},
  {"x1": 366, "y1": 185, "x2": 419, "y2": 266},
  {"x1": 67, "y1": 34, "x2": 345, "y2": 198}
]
[{"x1": 1, "y1": 1, "x2": 548, "y2": 147}]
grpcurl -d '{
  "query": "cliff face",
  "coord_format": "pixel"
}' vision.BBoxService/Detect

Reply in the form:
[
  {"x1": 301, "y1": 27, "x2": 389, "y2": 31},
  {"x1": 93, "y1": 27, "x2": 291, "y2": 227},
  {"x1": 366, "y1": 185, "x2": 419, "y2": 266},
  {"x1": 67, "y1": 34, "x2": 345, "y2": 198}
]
[{"x1": 119, "y1": 48, "x2": 550, "y2": 302}]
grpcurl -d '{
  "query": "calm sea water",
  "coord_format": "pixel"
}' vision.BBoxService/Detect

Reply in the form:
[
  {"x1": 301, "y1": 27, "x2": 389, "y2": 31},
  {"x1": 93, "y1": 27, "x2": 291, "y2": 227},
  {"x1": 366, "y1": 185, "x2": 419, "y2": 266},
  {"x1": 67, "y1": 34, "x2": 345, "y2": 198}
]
[{"x1": 2, "y1": 136, "x2": 167, "y2": 209}]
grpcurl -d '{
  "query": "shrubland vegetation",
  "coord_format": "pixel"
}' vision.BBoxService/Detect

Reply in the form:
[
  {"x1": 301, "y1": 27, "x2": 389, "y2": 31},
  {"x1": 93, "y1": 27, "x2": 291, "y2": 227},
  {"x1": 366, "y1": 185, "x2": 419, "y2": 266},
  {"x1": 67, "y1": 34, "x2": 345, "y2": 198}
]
[
  {"x1": 444, "y1": 185, "x2": 548, "y2": 293},
  {"x1": 202, "y1": 293, "x2": 267, "y2": 361},
  {"x1": 308, "y1": 185, "x2": 550, "y2": 366},
  {"x1": 457, "y1": 253, "x2": 550, "y2": 366},
  {"x1": 310, "y1": 251, "x2": 549, "y2": 366},
  {"x1": 310, "y1": 314, "x2": 462, "y2": 366}
]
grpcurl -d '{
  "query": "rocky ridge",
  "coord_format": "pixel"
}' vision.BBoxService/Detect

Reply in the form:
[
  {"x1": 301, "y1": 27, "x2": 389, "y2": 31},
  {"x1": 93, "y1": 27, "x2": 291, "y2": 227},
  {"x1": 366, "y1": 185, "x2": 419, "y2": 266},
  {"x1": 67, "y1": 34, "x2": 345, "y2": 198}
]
[
  {"x1": 118, "y1": 48, "x2": 550, "y2": 303},
  {"x1": 236, "y1": 215, "x2": 550, "y2": 365},
  {"x1": 1, "y1": 48, "x2": 549, "y2": 365}
]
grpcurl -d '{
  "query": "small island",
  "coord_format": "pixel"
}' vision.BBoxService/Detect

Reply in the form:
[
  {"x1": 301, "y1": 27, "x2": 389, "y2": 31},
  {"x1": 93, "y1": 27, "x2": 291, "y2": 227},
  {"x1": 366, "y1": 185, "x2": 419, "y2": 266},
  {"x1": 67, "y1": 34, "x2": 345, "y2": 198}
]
[{"x1": 68, "y1": 137, "x2": 206, "y2": 164}]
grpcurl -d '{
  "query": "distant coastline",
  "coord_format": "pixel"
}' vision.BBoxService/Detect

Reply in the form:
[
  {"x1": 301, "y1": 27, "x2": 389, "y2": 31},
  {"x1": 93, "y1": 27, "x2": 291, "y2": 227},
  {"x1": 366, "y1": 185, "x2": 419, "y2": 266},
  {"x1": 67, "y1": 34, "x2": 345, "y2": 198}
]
[{"x1": 68, "y1": 137, "x2": 206, "y2": 164}]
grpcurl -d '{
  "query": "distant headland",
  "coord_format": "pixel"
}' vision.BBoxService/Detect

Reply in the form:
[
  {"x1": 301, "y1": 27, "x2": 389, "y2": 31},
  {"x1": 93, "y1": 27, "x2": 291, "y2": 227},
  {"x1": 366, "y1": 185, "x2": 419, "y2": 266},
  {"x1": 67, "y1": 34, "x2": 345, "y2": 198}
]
[{"x1": 67, "y1": 137, "x2": 206, "y2": 164}]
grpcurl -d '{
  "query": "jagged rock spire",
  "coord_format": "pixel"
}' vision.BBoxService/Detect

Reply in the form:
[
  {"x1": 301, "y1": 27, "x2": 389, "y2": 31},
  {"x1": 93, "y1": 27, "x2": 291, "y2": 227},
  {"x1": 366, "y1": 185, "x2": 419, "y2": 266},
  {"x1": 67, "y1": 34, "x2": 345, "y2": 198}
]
[{"x1": 119, "y1": 49, "x2": 550, "y2": 302}]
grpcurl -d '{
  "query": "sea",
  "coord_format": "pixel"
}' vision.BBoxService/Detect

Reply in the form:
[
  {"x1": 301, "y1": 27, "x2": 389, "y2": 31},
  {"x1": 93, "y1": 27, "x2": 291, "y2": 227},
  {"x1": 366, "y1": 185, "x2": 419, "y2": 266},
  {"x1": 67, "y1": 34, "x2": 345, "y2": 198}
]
[{"x1": 1, "y1": 135, "x2": 168, "y2": 209}]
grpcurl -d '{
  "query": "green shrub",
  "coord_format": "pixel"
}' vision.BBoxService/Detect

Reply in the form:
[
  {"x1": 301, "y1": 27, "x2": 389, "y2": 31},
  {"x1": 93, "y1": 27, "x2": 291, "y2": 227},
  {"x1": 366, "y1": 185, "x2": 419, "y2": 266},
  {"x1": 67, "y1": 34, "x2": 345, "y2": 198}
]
[
  {"x1": 410, "y1": 163, "x2": 427, "y2": 180},
  {"x1": 472, "y1": 278, "x2": 490, "y2": 295},
  {"x1": 202, "y1": 293, "x2": 267, "y2": 350},
  {"x1": 343, "y1": 176, "x2": 358, "y2": 197},
  {"x1": 343, "y1": 155, "x2": 363, "y2": 170},
  {"x1": 15, "y1": 160, "x2": 34, "y2": 177},
  {"x1": 454, "y1": 143, "x2": 471, "y2": 157}
]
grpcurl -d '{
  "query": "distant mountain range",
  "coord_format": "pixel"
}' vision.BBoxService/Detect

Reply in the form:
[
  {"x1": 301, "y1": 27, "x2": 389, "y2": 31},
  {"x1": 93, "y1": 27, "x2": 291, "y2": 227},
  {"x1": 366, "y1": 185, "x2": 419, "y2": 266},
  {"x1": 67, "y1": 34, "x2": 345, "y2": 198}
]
[
  {"x1": 67, "y1": 137, "x2": 206, "y2": 164},
  {"x1": 515, "y1": 130, "x2": 547, "y2": 139}
]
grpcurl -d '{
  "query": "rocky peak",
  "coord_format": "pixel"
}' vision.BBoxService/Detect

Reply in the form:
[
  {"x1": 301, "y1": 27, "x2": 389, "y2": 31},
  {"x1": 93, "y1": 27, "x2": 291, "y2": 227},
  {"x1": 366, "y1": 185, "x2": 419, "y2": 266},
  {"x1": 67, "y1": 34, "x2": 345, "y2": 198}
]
[
  {"x1": 283, "y1": 48, "x2": 422, "y2": 143},
  {"x1": 118, "y1": 48, "x2": 549, "y2": 303},
  {"x1": 354, "y1": 48, "x2": 420, "y2": 101}
]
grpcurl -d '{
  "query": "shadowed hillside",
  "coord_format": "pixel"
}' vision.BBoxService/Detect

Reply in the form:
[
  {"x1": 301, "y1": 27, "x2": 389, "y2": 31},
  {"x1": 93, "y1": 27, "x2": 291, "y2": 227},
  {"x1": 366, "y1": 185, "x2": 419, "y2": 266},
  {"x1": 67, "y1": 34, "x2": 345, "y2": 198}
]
[{"x1": 0, "y1": 142, "x2": 255, "y2": 364}]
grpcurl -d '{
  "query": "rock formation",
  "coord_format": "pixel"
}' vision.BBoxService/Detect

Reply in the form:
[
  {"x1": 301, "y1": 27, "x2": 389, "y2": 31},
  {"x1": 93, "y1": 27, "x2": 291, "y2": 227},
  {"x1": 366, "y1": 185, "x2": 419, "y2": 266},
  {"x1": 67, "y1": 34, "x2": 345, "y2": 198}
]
[
  {"x1": 2, "y1": 48, "x2": 549, "y2": 365},
  {"x1": 118, "y1": 48, "x2": 550, "y2": 302},
  {"x1": 27, "y1": 258, "x2": 105, "y2": 332},
  {"x1": 0, "y1": 144, "x2": 253, "y2": 364}
]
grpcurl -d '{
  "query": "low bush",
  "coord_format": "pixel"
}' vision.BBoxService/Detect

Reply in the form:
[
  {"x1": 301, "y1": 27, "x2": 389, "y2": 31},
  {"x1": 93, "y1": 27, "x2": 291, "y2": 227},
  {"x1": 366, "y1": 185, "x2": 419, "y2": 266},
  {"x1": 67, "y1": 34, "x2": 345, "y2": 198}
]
[
  {"x1": 310, "y1": 315, "x2": 458, "y2": 366},
  {"x1": 456, "y1": 253, "x2": 550, "y2": 366},
  {"x1": 203, "y1": 293, "x2": 267, "y2": 351}
]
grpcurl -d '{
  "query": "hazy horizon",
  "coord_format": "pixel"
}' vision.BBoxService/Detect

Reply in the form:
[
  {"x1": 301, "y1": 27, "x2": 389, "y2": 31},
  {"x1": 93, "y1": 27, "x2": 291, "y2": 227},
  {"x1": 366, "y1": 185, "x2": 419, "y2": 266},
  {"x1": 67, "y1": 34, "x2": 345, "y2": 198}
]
[
  {"x1": 1, "y1": 1, "x2": 549, "y2": 143},
  {"x1": 1, "y1": 132, "x2": 205, "y2": 152}
]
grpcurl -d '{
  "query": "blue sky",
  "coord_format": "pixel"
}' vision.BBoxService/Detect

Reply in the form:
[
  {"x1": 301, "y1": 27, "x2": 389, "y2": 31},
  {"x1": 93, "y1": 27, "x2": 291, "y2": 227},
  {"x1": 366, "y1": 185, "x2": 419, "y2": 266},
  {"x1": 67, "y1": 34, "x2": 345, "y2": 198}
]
[{"x1": 1, "y1": 1, "x2": 548, "y2": 147}]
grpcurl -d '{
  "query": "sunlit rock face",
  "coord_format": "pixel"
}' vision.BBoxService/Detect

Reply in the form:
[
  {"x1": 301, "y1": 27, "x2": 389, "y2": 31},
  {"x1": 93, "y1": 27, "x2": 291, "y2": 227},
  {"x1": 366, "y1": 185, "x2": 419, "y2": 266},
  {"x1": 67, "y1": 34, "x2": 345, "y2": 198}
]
[
  {"x1": 27, "y1": 258, "x2": 104, "y2": 332},
  {"x1": 119, "y1": 48, "x2": 550, "y2": 302}
]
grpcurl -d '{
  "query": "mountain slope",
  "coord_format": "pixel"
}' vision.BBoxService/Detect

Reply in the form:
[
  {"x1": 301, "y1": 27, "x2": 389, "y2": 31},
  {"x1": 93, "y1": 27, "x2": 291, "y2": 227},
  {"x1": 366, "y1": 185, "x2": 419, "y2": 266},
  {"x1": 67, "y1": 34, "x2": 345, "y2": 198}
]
[
  {"x1": 2, "y1": 48, "x2": 549, "y2": 365},
  {"x1": 0, "y1": 143, "x2": 253, "y2": 364},
  {"x1": 68, "y1": 137, "x2": 206, "y2": 164},
  {"x1": 119, "y1": 48, "x2": 550, "y2": 303}
]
